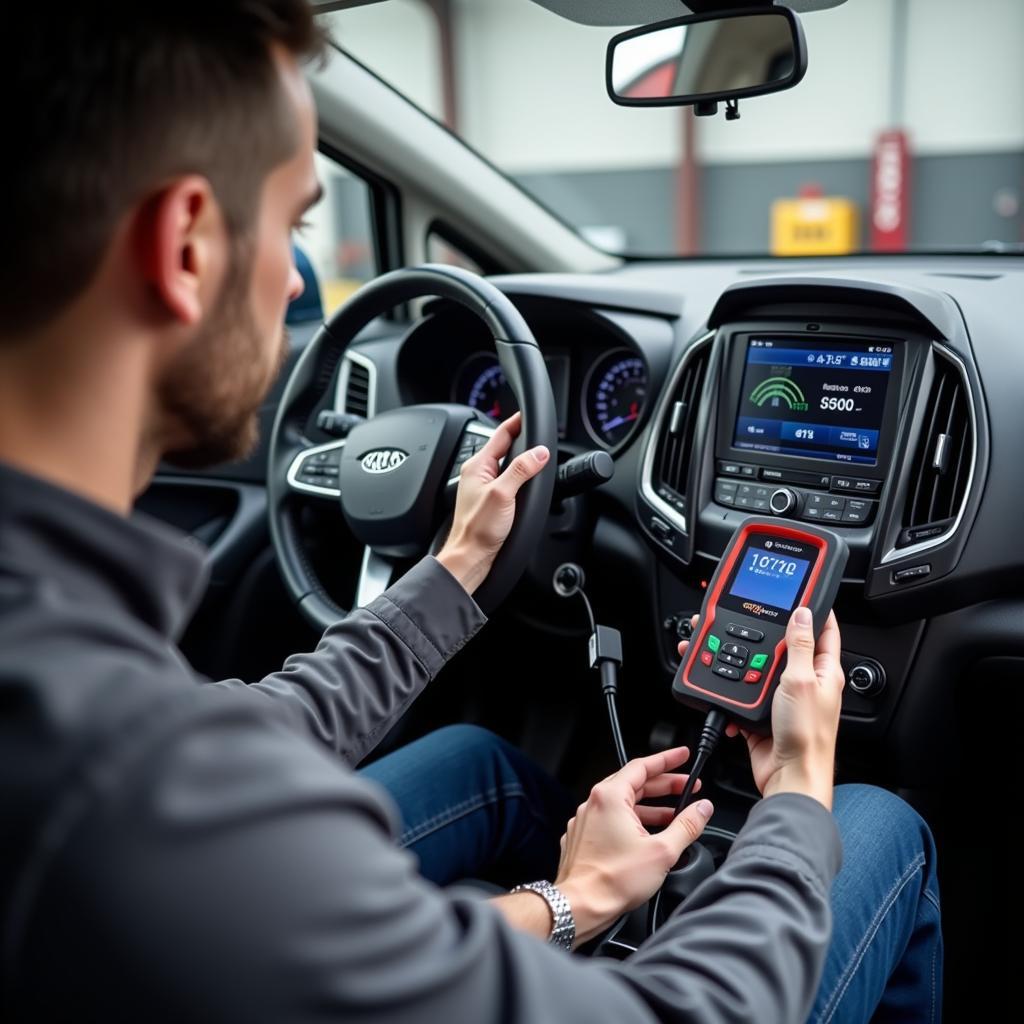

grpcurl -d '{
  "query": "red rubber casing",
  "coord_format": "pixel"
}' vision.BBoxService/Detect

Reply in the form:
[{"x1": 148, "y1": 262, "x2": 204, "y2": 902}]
[{"x1": 671, "y1": 517, "x2": 848, "y2": 734}]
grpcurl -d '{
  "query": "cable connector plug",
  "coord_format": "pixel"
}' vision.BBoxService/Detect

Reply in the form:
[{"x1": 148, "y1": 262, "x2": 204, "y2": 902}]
[{"x1": 588, "y1": 625, "x2": 623, "y2": 675}]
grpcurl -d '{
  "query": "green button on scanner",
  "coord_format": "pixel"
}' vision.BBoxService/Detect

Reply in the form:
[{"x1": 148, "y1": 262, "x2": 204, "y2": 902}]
[
  {"x1": 707, "y1": 634, "x2": 721, "y2": 653},
  {"x1": 749, "y1": 653, "x2": 768, "y2": 670}
]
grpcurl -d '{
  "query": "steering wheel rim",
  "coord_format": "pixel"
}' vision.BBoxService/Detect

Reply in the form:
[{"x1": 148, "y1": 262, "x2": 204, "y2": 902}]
[{"x1": 267, "y1": 263, "x2": 557, "y2": 632}]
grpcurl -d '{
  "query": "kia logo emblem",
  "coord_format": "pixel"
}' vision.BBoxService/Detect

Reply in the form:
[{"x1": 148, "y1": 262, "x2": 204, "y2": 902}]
[{"x1": 360, "y1": 448, "x2": 408, "y2": 474}]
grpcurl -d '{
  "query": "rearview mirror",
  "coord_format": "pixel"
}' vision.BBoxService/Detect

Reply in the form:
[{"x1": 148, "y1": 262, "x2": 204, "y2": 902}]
[{"x1": 606, "y1": 6, "x2": 807, "y2": 117}]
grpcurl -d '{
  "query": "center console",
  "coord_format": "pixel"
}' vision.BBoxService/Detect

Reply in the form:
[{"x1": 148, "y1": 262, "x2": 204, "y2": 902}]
[{"x1": 634, "y1": 276, "x2": 986, "y2": 747}]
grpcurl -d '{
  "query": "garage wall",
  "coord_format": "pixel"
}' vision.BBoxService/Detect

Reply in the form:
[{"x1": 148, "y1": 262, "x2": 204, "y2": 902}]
[{"x1": 330, "y1": 0, "x2": 1024, "y2": 255}]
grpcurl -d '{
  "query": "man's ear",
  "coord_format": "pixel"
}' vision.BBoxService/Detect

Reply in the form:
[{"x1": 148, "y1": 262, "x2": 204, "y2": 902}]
[{"x1": 137, "y1": 176, "x2": 227, "y2": 327}]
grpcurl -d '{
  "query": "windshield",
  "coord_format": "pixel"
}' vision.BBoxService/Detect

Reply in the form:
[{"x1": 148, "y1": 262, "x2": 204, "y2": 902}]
[{"x1": 327, "y1": 0, "x2": 1024, "y2": 258}]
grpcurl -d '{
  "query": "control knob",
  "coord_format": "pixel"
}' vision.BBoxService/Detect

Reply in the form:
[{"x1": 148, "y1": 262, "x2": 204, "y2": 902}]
[
  {"x1": 849, "y1": 661, "x2": 886, "y2": 697},
  {"x1": 769, "y1": 487, "x2": 800, "y2": 516}
]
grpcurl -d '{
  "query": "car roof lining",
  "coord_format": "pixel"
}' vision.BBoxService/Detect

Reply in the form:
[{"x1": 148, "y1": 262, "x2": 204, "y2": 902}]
[{"x1": 315, "y1": 1, "x2": 849, "y2": 26}]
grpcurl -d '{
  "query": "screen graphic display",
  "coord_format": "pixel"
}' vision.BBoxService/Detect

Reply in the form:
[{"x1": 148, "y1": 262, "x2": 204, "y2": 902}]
[
  {"x1": 733, "y1": 338, "x2": 893, "y2": 465},
  {"x1": 727, "y1": 545, "x2": 811, "y2": 613}
]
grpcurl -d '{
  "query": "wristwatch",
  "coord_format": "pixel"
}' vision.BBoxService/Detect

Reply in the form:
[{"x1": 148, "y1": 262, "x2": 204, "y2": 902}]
[{"x1": 510, "y1": 880, "x2": 576, "y2": 950}]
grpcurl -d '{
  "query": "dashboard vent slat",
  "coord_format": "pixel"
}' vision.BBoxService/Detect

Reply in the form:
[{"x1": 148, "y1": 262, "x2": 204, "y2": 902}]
[
  {"x1": 898, "y1": 350, "x2": 973, "y2": 547},
  {"x1": 343, "y1": 361, "x2": 371, "y2": 418},
  {"x1": 652, "y1": 344, "x2": 710, "y2": 507}
]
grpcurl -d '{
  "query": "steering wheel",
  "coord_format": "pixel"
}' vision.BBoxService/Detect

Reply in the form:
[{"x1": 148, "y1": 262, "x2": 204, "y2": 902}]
[{"x1": 267, "y1": 264, "x2": 557, "y2": 632}]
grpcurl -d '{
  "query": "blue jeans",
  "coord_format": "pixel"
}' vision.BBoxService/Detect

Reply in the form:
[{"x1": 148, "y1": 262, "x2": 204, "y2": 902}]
[{"x1": 361, "y1": 726, "x2": 943, "y2": 1023}]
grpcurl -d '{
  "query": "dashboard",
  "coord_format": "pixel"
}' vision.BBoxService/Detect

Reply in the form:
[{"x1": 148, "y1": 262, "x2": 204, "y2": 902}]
[{"x1": 278, "y1": 253, "x2": 1023, "y2": 788}]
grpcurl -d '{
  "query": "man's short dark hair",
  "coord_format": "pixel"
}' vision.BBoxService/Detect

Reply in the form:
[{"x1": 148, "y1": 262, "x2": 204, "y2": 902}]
[{"x1": 0, "y1": 4, "x2": 326, "y2": 338}]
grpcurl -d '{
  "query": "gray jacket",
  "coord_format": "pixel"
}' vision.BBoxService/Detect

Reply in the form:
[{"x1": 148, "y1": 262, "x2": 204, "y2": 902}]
[{"x1": 0, "y1": 462, "x2": 841, "y2": 1022}]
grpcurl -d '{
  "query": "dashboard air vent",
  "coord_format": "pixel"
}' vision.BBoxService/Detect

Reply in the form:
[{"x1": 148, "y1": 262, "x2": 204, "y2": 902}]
[
  {"x1": 898, "y1": 349, "x2": 973, "y2": 547},
  {"x1": 341, "y1": 358, "x2": 372, "y2": 418},
  {"x1": 652, "y1": 343, "x2": 710, "y2": 508}
]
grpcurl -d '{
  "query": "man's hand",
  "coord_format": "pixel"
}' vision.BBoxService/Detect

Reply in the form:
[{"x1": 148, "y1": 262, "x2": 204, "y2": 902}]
[
  {"x1": 436, "y1": 412, "x2": 550, "y2": 595},
  {"x1": 677, "y1": 608, "x2": 844, "y2": 810},
  {"x1": 552, "y1": 748, "x2": 713, "y2": 945}
]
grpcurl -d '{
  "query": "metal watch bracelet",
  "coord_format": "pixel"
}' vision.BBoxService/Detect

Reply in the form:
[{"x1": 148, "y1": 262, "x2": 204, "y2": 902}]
[{"x1": 510, "y1": 880, "x2": 576, "y2": 950}]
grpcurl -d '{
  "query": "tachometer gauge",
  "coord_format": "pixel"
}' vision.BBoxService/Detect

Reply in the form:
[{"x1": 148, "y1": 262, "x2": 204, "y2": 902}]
[
  {"x1": 452, "y1": 352, "x2": 518, "y2": 420},
  {"x1": 583, "y1": 350, "x2": 648, "y2": 449}
]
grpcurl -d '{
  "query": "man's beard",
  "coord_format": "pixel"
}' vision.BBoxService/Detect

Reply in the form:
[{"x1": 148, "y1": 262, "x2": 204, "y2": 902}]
[{"x1": 159, "y1": 246, "x2": 290, "y2": 471}]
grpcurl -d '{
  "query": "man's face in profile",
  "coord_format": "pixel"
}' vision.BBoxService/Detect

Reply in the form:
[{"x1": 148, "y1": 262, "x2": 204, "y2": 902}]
[{"x1": 160, "y1": 50, "x2": 320, "y2": 470}]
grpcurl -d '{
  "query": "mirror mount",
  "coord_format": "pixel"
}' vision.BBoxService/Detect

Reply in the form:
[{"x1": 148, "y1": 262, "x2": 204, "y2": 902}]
[
  {"x1": 606, "y1": 4, "x2": 807, "y2": 118},
  {"x1": 694, "y1": 98, "x2": 741, "y2": 120}
]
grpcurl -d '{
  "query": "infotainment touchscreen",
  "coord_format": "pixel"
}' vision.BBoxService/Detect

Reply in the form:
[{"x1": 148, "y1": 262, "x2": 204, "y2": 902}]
[{"x1": 732, "y1": 338, "x2": 893, "y2": 465}]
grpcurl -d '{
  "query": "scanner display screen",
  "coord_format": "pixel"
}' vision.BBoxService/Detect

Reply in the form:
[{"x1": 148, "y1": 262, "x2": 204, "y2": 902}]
[
  {"x1": 729, "y1": 547, "x2": 811, "y2": 611},
  {"x1": 718, "y1": 534, "x2": 817, "y2": 621}
]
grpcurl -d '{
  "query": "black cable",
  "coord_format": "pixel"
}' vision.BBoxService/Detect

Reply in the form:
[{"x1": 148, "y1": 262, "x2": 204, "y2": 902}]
[
  {"x1": 674, "y1": 708, "x2": 728, "y2": 816},
  {"x1": 602, "y1": 666, "x2": 628, "y2": 769},
  {"x1": 648, "y1": 708, "x2": 730, "y2": 936},
  {"x1": 577, "y1": 587, "x2": 596, "y2": 636},
  {"x1": 551, "y1": 565, "x2": 626, "y2": 768}
]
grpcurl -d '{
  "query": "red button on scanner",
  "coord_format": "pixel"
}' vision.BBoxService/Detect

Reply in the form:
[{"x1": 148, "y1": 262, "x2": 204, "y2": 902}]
[
  {"x1": 743, "y1": 670, "x2": 762, "y2": 684},
  {"x1": 700, "y1": 651, "x2": 714, "y2": 667}
]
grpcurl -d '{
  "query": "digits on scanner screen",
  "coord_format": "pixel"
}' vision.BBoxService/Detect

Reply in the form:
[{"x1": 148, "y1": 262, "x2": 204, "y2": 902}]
[{"x1": 729, "y1": 546, "x2": 811, "y2": 611}]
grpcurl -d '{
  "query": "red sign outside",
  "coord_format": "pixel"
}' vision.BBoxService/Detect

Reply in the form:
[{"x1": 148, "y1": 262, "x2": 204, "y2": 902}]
[{"x1": 871, "y1": 130, "x2": 911, "y2": 251}]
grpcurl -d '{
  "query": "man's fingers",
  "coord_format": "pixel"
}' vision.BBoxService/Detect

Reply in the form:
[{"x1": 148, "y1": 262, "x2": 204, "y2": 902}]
[
  {"x1": 676, "y1": 639, "x2": 689, "y2": 657},
  {"x1": 494, "y1": 444, "x2": 550, "y2": 497},
  {"x1": 636, "y1": 805, "x2": 676, "y2": 827},
  {"x1": 614, "y1": 746, "x2": 690, "y2": 794},
  {"x1": 813, "y1": 610, "x2": 842, "y2": 677},
  {"x1": 475, "y1": 411, "x2": 522, "y2": 466},
  {"x1": 782, "y1": 606, "x2": 817, "y2": 683},
  {"x1": 661, "y1": 799, "x2": 714, "y2": 853},
  {"x1": 639, "y1": 773, "x2": 700, "y2": 799}
]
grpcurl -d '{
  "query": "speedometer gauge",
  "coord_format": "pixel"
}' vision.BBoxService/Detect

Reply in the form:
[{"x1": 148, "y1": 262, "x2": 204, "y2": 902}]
[
  {"x1": 583, "y1": 350, "x2": 648, "y2": 449},
  {"x1": 452, "y1": 353, "x2": 518, "y2": 420}
]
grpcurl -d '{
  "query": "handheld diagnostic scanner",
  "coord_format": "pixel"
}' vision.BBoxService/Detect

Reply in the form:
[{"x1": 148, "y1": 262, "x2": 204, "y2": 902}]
[{"x1": 672, "y1": 517, "x2": 849, "y2": 734}]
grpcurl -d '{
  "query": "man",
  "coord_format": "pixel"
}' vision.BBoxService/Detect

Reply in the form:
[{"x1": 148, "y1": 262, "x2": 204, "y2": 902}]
[{"x1": 0, "y1": 4, "x2": 941, "y2": 1022}]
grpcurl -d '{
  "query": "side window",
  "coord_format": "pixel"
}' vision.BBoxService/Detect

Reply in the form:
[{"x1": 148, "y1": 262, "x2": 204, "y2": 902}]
[
  {"x1": 425, "y1": 229, "x2": 484, "y2": 275},
  {"x1": 288, "y1": 152, "x2": 377, "y2": 324}
]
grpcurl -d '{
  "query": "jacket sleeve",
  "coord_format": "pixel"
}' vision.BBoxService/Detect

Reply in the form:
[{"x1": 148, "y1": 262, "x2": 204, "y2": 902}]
[
  {"x1": 11, "y1": 691, "x2": 842, "y2": 1024},
  {"x1": 209, "y1": 556, "x2": 486, "y2": 765}
]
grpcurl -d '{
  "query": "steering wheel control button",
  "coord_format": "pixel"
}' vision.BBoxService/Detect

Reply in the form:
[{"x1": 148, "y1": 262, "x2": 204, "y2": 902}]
[
  {"x1": 706, "y1": 634, "x2": 722, "y2": 654},
  {"x1": 700, "y1": 650, "x2": 714, "y2": 667},
  {"x1": 290, "y1": 443, "x2": 346, "y2": 495},
  {"x1": 892, "y1": 563, "x2": 932, "y2": 584},
  {"x1": 727, "y1": 623, "x2": 764, "y2": 642},
  {"x1": 712, "y1": 664, "x2": 741, "y2": 681},
  {"x1": 749, "y1": 653, "x2": 768, "y2": 670},
  {"x1": 743, "y1": 670, "x2": 763, "y2": 684}
]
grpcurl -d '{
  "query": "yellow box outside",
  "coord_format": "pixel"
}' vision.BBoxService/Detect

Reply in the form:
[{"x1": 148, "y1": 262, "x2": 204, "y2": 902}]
[{"x1": 771, "y1": 196, "x2": 860, "y2": 256}]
